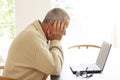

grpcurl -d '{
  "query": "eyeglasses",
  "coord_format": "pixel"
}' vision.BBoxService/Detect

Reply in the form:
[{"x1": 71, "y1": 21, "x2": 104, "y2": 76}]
[{"x1": 76, "y1": 67, "x2": 93, "y2": 78}]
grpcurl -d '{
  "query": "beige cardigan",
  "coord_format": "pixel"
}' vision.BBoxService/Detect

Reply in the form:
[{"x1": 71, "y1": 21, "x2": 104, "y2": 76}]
[{"x1": 2, "y1": 20, "x2": 64, "y2": 80}]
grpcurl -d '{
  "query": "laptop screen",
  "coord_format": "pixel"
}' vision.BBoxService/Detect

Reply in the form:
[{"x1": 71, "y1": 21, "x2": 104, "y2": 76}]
[{"x1": 96, "y1": 41, "x2": 112, "y2": 70}]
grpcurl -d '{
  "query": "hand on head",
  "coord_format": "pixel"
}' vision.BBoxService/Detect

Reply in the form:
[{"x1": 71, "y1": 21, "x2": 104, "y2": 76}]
[{"x1": 47, "y1": 20, "x2": 67, "y2": 40}]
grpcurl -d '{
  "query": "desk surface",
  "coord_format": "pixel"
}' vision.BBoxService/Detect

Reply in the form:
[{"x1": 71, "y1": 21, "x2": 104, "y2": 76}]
[{"x1": 51, "y1": 48, "x2": 120, "y2": 80}]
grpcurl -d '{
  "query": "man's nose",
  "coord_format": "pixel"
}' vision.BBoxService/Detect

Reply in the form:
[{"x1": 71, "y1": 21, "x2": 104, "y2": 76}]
[{"x1": 63, "y1": 31, "x2": 66, "y2": 35}]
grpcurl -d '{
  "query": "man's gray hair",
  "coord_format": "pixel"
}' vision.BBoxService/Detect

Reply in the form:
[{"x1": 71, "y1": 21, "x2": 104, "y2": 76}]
[{"x1": 43, "y1": 8, "x2": 70, "y2": 23}]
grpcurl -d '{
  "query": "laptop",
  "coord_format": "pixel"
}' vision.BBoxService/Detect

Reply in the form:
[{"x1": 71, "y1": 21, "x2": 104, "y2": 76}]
[{"x1": 70, "y1": 41, "x2": 112, "y2": 74}]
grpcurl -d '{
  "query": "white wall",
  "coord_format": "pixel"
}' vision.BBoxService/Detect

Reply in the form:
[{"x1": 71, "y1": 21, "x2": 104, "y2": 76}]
[
  {"x1": 55, "y1": 0, "x2": 120, "y2": 48},
  {"x1": 15, "y1": 0, "x2": 51, "y2": 35}
]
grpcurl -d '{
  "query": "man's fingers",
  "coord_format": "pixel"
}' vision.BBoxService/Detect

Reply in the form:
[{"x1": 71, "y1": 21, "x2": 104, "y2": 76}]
[
  {"x1": 62, "y1": 25, "x2": 66, "y2": 35},
  {"x1": 56, "y1": 20, "x2": 60, "y2": 32},
  {"x1": 53, "y1": 20, "x2": 57, "y2": 29},
  {"x1": 60, "y1": 22, "x2": 64, "y2": 30}
]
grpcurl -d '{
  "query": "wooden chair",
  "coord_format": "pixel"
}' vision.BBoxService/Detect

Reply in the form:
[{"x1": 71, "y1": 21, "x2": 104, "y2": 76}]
[
  {"x1": 68, "y1": 44, "x2": 101, "y2": 49},
  {"x1": 67, "y1": 44, "x2": 101, "y2": 64},
  {"x1": 0, "y1": 76, "x2": 16, "y2": 80},
  {"x1": 0, "y1": 66, "x2": 4, "y2": 69}
]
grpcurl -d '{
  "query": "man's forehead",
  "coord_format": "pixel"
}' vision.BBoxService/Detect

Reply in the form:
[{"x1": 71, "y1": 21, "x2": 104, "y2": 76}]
[{"x1": 64, "y1": 18, "x2": 69, "y2": 28}]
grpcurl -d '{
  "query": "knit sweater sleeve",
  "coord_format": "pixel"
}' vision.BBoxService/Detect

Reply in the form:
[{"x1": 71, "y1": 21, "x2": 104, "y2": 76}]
[{"x1": 34, "y1": 37, "x2": 64, "y2": 75}]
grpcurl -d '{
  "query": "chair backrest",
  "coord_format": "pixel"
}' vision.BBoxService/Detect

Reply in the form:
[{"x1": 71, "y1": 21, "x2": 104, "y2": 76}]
[
  {"x1": 67, "y1": 44, "x2": 101, "y2": 66},
  {"x1": 0, "y1": 76, "x2": 16, "y2": 80},
  {"x1": 0, "y1": 66, "x2": 4, "y2": 69},
  {"x1": 68, "y1": 44, "x2": 101, "y2": 49}
]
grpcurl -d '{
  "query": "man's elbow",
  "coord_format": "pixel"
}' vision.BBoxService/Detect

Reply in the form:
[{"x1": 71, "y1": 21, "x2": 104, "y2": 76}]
[
  {"x1": 51, "y1": 56, "x2": 64, "y2": 75},
  {"x1": 50, "y1": 62, "x2": 64, "y2": 76},
  {"x1": 53, "y1": 65, "x2": 63, "y2": 75}
]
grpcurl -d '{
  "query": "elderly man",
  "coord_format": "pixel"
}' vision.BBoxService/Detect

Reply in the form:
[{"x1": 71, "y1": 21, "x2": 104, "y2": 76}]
[{"x1": 3, "y1": 8, "x2": 70, "y2": 80}]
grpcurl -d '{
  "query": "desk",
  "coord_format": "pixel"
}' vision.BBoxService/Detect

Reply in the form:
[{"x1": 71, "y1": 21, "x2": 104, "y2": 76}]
[{"x1": 51, "y1": 48, "x2": 120, "y2": 80}]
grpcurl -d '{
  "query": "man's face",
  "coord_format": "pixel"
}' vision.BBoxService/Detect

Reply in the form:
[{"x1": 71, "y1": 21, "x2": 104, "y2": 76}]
[
  {"x1": 63, "y1": 18, "x2": 69, "y2": 35},
  {"x1": 46, "y1": 18, "x2": 69, "y2": 40}
]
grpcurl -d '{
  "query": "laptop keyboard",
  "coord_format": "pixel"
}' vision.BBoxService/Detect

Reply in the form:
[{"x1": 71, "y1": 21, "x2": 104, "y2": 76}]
[{"x1": 78, "y1": 64, "x2": 100, "y2": 71}]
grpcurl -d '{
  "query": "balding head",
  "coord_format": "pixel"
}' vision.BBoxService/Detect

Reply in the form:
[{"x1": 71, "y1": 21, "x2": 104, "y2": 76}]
[{"x1": 43, "y1": 8, "x2": 70, "y2": 23}]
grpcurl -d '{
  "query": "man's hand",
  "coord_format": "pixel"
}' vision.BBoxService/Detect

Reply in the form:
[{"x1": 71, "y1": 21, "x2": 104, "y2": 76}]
[{"x1": 47, "y1": 20, "x2": 66, "y2": 40}]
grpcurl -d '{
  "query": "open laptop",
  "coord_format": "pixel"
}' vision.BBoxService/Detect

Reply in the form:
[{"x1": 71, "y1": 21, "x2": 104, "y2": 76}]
[{"x1": 70, "y1": 41, "x2": 112, "y2": 74}]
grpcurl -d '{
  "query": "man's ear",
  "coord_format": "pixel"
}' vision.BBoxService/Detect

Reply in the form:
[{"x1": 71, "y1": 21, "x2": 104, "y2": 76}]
[
  {"x1": 47, "y1": 20, "x2": 56, "y2": 31},
  {"x1": 49, "y1": 19, "x2": 55, "y2": 25}
]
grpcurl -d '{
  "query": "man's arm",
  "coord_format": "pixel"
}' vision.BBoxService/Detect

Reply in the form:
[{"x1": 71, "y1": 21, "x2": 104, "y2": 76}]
[
  {"x1": 35, "y1": 39, "x2": 64, "y2": 75},
  {"x1": 35, "y1": 20, "x2": 65, "y2": 75}
]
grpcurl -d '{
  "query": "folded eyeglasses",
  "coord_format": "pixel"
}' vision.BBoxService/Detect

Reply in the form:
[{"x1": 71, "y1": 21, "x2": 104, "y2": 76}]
[{"x1": 75, "y1": 67, "x2": 93, "y2": 78}]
